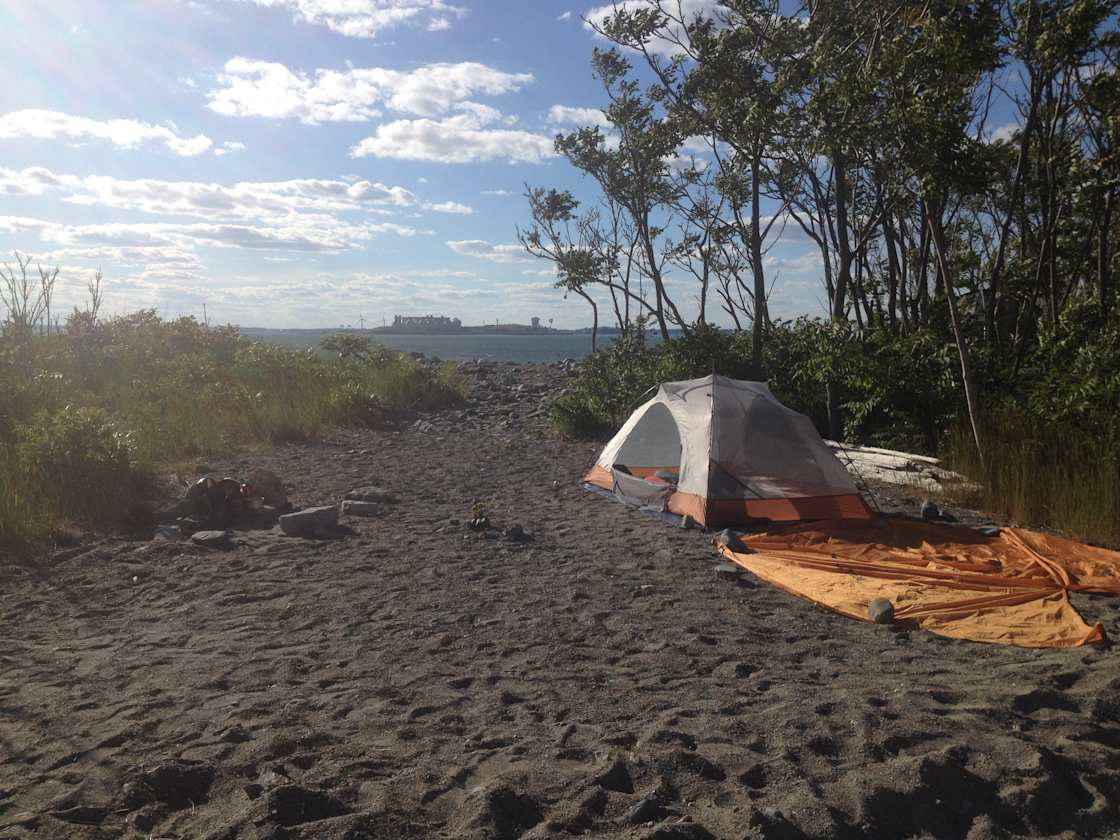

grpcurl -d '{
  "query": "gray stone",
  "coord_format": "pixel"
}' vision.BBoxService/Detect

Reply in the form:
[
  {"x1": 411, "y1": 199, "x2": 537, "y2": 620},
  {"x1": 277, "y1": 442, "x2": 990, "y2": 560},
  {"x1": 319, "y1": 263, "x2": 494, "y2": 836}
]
[
  {"x1": 868, "y1": 597, "x2": 895, "y2": 624},
  {"x1": 715, "y1": 529, "x2": 748, "y2": 553},
  {"x1": 980, "y1": 525, "x2": 1001, "y2": 537},
  {"x1": 190, "y1": 530, "x2": 230, "y2": 548},
  {"x1": 714, "y1": 563, "x2": 742, "y2": 581},
  {"x1": 279, "y1": 505, "x2": 338, "y2": 537},
  {"x1": 345, "y1": 486, "x2": 398, "y2": 504},
  {"x1": 679, "y1": 514, "x2": 696, "y2": 530},
  {"x1": 503, "y1": 524, "x2": 530, "y2": 542},
  {"x1": 340, "y1": 500, "x2": 381, "y2": 517},
  {"x1": 920, "y1": 499, "x2": 941, "y2": 521},
  {"x1": 627, "y1": 796, "x2": 667, "y2": 825}
]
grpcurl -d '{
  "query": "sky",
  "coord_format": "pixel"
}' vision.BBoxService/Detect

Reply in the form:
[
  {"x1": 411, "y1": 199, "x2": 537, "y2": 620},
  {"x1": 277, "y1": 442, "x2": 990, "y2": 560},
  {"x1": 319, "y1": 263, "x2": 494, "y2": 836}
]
[{"x1": 0, "y1": 0, "x2": 865, "y2": 328}]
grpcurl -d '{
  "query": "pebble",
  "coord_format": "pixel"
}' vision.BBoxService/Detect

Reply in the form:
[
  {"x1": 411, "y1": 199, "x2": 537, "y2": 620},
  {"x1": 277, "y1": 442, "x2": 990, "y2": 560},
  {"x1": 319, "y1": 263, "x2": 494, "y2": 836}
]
[
  {"x1": 341, "y1": 500, "x2": 381, "y2": 517},
  {"x1": 190, "y1": 530, "x2": 231, "y2": 548},
  {"x1": 346, "y1": 486, "x2": 398, "y2": 504},
  {"x1": 714, "y1": 529, "x2": 748, "y2": 552},
  {"x1": 868, "y1": 597, "x2": 896, "y2": 624}
]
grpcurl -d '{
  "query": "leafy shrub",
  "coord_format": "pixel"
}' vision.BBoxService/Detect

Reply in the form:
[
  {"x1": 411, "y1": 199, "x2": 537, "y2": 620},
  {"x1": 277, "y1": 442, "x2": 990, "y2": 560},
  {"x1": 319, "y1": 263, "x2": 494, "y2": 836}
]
[{"x1": 17, "y1": 405, "x2": 144, "y2": 525}]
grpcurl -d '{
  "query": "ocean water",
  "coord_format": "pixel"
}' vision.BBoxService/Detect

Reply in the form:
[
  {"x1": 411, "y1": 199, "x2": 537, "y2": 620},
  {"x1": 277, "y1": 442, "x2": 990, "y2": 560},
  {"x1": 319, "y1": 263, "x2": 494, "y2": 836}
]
[{"x1": 241, "y1": 328, "x2": 604, "y2": 362}]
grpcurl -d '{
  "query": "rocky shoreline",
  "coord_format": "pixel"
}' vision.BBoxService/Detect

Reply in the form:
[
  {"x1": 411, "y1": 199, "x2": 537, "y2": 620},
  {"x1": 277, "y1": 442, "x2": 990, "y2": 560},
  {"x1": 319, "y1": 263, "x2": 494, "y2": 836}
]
[{"x1": 2, "y1": 362, "x2": 1119, "y2": 839}]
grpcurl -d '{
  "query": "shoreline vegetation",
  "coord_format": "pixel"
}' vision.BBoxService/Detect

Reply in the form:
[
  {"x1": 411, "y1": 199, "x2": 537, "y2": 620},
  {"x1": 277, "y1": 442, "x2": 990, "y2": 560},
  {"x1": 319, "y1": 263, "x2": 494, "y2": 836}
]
[
  {"x1": 513, "y1": 2, "x2": 1120, "y2": 547},
  {"x1": 0, "y1": 295, "x2": 464, "y2": 555}
]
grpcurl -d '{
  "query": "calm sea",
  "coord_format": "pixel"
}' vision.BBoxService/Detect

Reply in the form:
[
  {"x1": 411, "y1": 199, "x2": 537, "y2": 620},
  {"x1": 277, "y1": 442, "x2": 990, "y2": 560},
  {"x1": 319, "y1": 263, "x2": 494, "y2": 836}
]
[{"x1": 240, "y1": 328, "x2": 613, "y2": 363}]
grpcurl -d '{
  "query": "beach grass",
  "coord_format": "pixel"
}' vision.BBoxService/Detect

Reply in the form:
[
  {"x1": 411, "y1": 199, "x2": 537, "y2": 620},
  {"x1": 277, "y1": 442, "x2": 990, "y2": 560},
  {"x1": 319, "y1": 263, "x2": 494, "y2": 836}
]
[{"x1": 0, "y1": 312, "x2": 463, "y2": 557}]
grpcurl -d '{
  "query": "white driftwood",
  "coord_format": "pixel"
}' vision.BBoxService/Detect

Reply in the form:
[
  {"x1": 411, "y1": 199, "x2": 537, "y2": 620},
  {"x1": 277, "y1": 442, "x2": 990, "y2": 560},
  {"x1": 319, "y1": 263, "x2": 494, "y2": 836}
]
[{"x1": 826, "y1": 441, "x2": 971, "y2": 494}]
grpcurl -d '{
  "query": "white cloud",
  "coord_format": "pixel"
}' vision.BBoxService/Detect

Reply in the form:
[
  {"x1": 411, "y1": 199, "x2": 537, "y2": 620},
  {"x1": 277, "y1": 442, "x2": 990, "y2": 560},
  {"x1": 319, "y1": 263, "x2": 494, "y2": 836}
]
[
  {"x1": 764, "y1": 251, "x2": 823, "y2": 274},
  {"x1": 207, "y1": 57, "x2": 533, "y2": 123},
  {"x1": 557, "y1": 11, "x2": 572, "y2": 21},
  {"x1": 214, "y1": 140, "x2": 246, "y2": 156},
  {"x1": 427, "y1": 201, "x2": 473, "y2": 214},
  {"x1": 351, "y1": 103, "x2": 555, "y2": 164},
  {"x1": 447, "y1": 239, "x2": 531, "y2": 263},
  {"x1": 481, "y1": 189, "x2": 514, "y2": 196},
  {"x1": 0, "y1": 166, "x2": 466, "y2": 221},
  {"x1": 237, "y1": 0, "x2": 466, "y2": 39},
  {"x1": 0, "y1": 109, "x2": 217, "y2": 156},
  {"x1": 584, "y1": 0, "x2": 725, "y2": 56},
  {"x1": 0, "y1": 214, "x2": 426, "y2": 253},
  {"x1": 988, "y1": 122, "x2": 1019, "y2": 143},
  {"x1": 547, "y1": 104, "x2": 610, "y2": 128}
]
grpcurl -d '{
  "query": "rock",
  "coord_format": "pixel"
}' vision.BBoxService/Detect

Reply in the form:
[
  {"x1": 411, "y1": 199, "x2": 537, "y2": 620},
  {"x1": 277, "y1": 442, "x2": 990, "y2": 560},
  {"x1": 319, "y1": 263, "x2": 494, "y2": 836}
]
[
  {"x1": 503, "y1": 524, "x2": 530, "y2": 542},
  {"x1": 980, "y1": 525, "x2": 1001, "y2": 537},
  {"x1": 715, "y1": 529, "x2": 749, "y2": 552},
  {"x1": 190, "y1": 530, "x2": 231, "y2": 548},
  {"x1": 345, "y1": 486, "x2": 398, "y2": 505},
  {"x1": 680, "y1": 514, "x2": 696, "y2": 530},
  {"x1": 594, "y1": 756, "x2": 634, "y2": 794},
  {"x1": 714, "y1": 562, "x2": 742, "y2": 581},
  {"x1": 279, "y1": 505, "x2": 338, "y2": 537},
  {"x1": 243, "y1": 783, "x2": 264, "y2": 801},
  {"x1": 627, "y1": 796, "x2": 667, "y2": 825},
  {"x1": 920, "y1": 499, "x2": 940, "y2": 521},
  {"x1": 340, "y1": 500, "x2": 381, "y2": 517},
  {"x1": 267, "y1": 784, "x2": 348, "y2": 827},
  {"x1": 868, "y1": 597, "x2": 896, "y2": 624}
]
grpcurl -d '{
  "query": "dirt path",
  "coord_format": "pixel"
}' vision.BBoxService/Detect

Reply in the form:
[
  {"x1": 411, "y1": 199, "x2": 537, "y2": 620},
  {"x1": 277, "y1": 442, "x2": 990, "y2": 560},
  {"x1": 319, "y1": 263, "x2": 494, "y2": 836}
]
[{"x1": 2, "y1": 363, "x2": 1119, "y2": 839}]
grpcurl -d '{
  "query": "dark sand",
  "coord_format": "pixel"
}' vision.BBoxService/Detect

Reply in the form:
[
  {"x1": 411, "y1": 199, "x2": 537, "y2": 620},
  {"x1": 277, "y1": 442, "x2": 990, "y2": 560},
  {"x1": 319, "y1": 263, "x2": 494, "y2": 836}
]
[{"x1": 2, "y1": 363, "x2": 1120, "y2": 839}]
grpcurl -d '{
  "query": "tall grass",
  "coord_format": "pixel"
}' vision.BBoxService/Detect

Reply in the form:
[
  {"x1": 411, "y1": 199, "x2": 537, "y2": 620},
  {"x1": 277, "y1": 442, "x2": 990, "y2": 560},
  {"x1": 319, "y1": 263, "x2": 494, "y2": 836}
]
[
  {"x1": 0, "y1": 312, "x2": 463, "y2": 556},
  {"x1": 943, "y1": 411, "x2": 1120, "y2": 547}
]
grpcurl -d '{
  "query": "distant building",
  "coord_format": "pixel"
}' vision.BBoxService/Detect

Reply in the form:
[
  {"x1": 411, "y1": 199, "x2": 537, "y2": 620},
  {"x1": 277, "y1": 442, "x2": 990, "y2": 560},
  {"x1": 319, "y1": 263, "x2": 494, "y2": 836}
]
[
  {"x1": 531, "y1": 317, "x2": 540, "y2": 330},
  {"x1": 392, "y1": 314, "x2": 462, "y2": 331}
]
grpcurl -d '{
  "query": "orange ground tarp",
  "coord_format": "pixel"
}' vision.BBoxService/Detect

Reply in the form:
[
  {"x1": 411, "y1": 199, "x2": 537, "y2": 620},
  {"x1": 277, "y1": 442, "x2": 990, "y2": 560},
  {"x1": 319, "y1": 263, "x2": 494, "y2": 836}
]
[{"x1": 718, "y1": 519, "x2": 1120, "y2": 648}]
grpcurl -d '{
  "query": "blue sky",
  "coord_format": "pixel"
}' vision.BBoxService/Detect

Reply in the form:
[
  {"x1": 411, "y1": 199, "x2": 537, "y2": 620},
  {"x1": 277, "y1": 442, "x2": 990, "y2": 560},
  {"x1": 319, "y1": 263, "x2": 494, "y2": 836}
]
[{"x1": 0, "y1": 0, "x2": 886, "y2": 328}]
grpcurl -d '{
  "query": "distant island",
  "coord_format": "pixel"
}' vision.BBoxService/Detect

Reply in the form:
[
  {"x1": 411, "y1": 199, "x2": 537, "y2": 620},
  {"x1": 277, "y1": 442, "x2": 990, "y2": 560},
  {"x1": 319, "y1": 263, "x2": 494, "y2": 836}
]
[{"x1": 371, "y1": 314, "x2": 572, "y2": 335}]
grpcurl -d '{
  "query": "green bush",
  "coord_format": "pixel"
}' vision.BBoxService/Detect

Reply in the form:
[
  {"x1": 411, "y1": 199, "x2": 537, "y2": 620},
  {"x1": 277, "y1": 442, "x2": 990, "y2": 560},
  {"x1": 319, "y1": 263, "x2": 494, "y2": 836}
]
[
  {"x1": 553, "y1": 319, "x2": 965, "y2": 452},
  {"x1": 17, "y1": 405, "x2": 144, "y2": 526}
]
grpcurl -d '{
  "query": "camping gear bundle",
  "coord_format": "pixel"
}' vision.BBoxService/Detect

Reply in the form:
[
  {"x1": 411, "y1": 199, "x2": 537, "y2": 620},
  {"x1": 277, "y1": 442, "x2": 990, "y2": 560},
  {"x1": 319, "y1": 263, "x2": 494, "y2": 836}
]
[{"x1": 584, "y1": 375, "x2": 1120, "y2": 648}]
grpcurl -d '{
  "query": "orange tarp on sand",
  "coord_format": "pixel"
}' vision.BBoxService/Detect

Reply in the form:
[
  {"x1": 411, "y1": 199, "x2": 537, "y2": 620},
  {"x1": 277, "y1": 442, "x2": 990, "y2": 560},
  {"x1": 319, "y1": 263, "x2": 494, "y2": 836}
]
[{"x1": 718, "y1": 519, "x2": 1120, "y2": 648}]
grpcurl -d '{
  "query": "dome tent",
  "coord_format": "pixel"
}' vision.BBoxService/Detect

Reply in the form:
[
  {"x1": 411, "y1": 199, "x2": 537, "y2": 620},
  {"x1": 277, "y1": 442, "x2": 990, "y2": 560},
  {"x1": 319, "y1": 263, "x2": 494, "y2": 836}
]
[{"x1": 584, "y1": 374, "x2": 872, "y2": 527}]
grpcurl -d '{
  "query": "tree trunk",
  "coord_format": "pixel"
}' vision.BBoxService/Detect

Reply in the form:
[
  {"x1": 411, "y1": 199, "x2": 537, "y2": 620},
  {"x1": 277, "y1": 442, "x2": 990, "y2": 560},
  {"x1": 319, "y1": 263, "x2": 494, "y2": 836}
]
[
  {"x1": 579, "y1": 289, "x2": 599, "y2": 352},
  {"x1": 883, "y1": 210, "x2": 900, "y2": 332},
  {"x1": 927, "y1": 204, "x2": 985, "y2": 470},
  {"x1": 1100, "y1": 190, "x2": 1114, "y2": 313},
  {"x1": 986, "y1": 78, "x2": 1039, "y2": 341},
  {"x1": 750, "y1": 153, "x2": 767, "y2": 377},
  {"x1": 831, "y1": 147, "x2": 854, "y2": 321}
]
